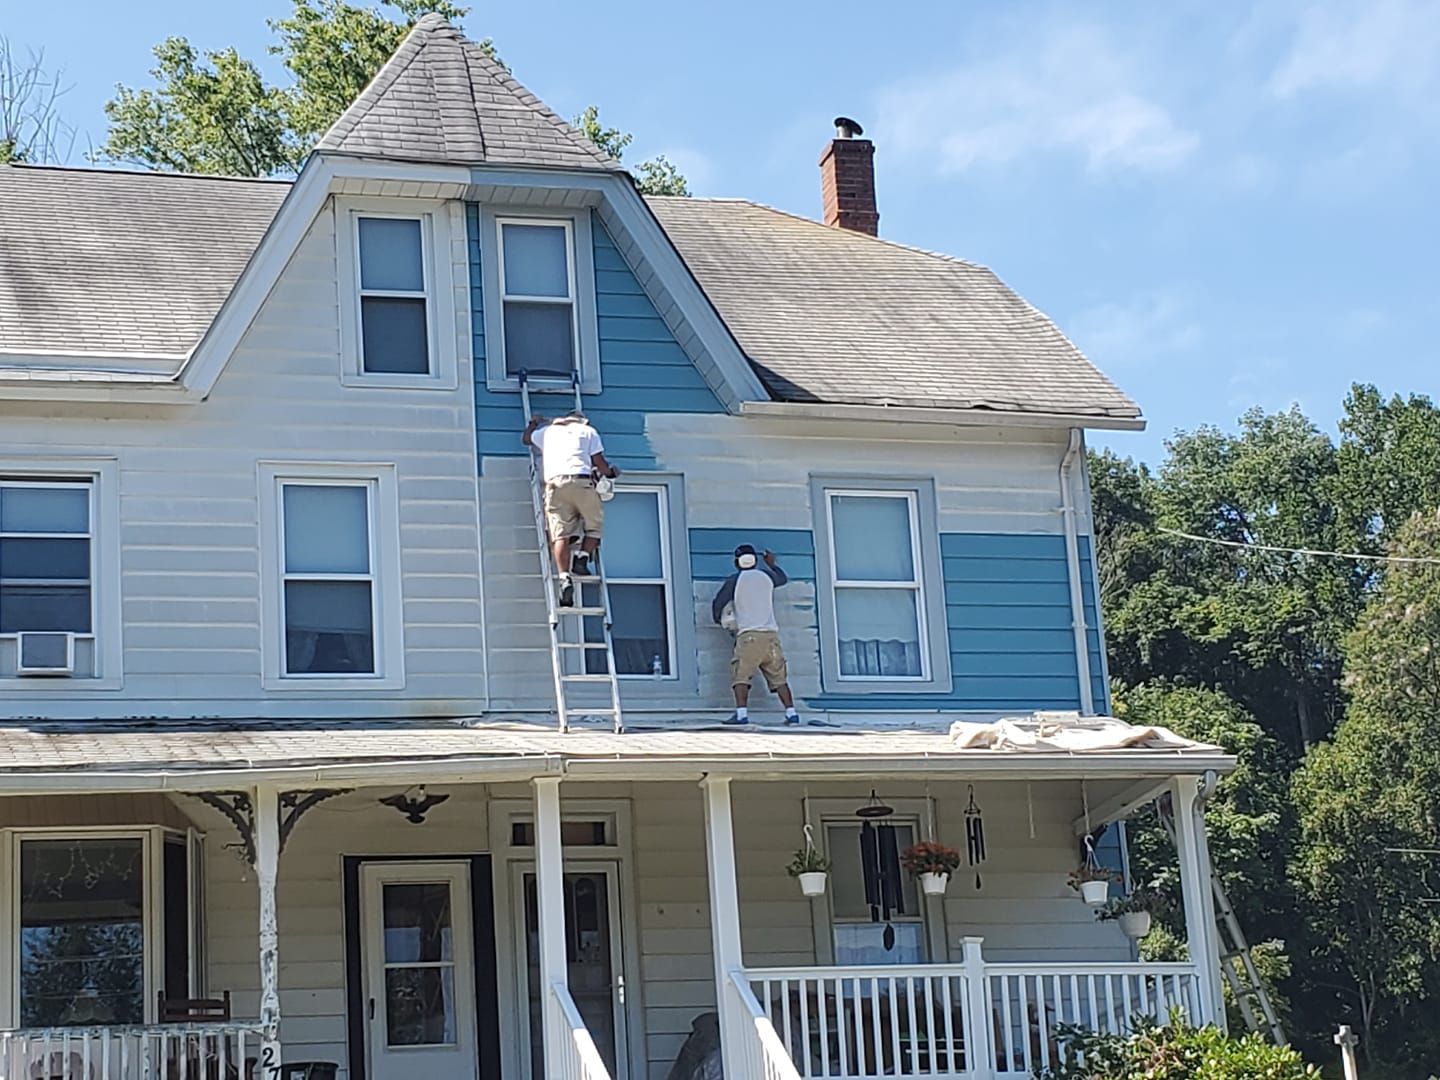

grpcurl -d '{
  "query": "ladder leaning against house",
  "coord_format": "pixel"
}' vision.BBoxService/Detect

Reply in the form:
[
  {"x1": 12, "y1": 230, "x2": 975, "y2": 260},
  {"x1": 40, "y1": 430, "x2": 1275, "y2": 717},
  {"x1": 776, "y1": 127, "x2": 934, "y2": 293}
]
[
  {"x1": 1158, "y1": 800, "x2": 1286, "y2": 1045},
  {"x1": 519, "y1": 371, "x2": 625, "y2": 734}
]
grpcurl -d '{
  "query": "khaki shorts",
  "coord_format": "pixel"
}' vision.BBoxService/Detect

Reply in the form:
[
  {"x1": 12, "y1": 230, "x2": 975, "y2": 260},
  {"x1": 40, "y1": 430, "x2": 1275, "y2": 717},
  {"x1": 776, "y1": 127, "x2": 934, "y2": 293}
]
[
  {"x1": 545, "y1": 479, "x2": 603, "y2": 541},
  {"x1": 731, "y1": 629, "x2": 789, "y2": 691}
]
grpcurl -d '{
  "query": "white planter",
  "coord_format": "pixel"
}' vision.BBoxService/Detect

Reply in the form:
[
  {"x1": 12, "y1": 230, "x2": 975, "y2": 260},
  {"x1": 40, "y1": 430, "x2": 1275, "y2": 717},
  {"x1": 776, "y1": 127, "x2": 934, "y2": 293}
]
[
  {"x1": 919, "y1": 872, "x2": 949, "y2": 897},
  {"x1": 1079, "y1": 879, "x2": 1110, "y2": 907},
  {"x1": 797, "y1": 872, "x2": 828, "y2": 898},
  {"x1": 1118, "y1": 911, "x2": 1152, "y2": 939}
]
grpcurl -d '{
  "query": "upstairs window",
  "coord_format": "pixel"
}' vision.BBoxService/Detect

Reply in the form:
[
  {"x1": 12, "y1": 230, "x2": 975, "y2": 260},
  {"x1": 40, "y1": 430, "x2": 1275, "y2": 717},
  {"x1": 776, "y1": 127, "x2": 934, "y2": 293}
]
[
  {"x1": 586, "y1": 486, "x2": 673, "y2": 677},
  {"x1": 498, "y1": 219, "x2": 577, "y2": 379},
  {"x1": 0, "y1": 480, "x2": 92, "y2": 634},
  {"x1": 811, "y1": 477, "x2": 952, "y2": 695},
  {"x1": 280, "y1": 482, "x2": 376, "y2": 676},
  {"x1": 357, "y1": 216, "x2": 430, "y2": 376}
]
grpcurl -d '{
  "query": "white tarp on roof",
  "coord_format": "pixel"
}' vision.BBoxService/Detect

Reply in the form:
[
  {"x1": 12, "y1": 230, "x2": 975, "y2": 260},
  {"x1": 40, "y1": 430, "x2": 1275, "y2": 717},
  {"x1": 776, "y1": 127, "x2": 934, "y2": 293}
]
[{"x1": 950, "y1": 713, "x2": 1204, "y2": 753}]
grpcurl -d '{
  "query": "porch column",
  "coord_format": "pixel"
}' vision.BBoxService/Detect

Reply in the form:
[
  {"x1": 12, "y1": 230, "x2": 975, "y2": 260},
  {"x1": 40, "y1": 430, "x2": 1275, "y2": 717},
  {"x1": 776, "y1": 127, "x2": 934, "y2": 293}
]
[
  {"x1": 701, "y1": 776, "x2": 745, "y2": 1078},
  {"x1": 1171, "y1": 776, "x2": 1220, "y2": 1026},
  {"x1": 254, "y1": 784, "x2": 282, "y2": 1075},
  {"x1": 533, "y1": 777, "x2": 569, "y2": 1059}
]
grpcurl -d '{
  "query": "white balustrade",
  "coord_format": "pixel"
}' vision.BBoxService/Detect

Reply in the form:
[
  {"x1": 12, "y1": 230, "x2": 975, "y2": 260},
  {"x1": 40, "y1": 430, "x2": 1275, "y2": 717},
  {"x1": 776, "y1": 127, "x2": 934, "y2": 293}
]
[
  {"x1": 986, "y1": 963, "x2": 1202, "y2": 1075},
  {"x1": 548, "y1": 983, "x2": 612, "y2": 1080},
  {"x1": 0, "y1": 1023, "x2": 263, "y2": 1080},
  {"x1": 726, "y1": 971, "x2": 804, "y2": 1080}
]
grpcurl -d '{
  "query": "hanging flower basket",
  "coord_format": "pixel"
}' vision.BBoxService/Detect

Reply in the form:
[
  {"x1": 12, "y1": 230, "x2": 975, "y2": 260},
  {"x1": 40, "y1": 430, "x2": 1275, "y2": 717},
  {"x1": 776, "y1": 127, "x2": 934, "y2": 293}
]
[
  {"x1": 1096, "y1": 888, "x2": 1166, "y2": 939},
  {"x1": 787, "y1": 839, "x2": 831, "y2": 899},
  {"x1": 919, "y1": 871, "x2": 949, "y2": 897},
  {"x1": 1068, "y1": 865, "x2": 1120, "y2": 908},
  {"x1": 1118, "y1": 910, "x2": 1152, "y2": 939},
  {"x1": 797, "y1": 871, "x2": 828, "y2": 897}
]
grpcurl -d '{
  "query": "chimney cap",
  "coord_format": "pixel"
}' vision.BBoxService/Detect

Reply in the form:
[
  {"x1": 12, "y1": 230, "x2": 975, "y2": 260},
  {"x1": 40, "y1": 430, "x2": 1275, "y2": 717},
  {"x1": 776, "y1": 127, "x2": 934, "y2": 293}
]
[{"x1": 834, "y1": 116, "x2": 865, "y2": 139}]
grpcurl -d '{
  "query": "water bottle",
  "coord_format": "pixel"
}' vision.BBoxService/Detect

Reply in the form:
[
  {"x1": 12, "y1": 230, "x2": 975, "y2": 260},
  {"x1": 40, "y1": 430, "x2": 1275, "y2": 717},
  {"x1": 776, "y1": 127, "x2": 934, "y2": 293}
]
[{"x1": 651, "y1": 654, "x2": 663, "y2": 678}]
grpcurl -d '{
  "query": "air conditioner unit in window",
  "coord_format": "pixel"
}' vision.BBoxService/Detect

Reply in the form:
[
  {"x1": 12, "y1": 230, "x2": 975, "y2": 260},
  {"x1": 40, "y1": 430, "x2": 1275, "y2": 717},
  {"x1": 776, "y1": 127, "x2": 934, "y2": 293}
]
[{"x1": 16, "y1": 631, "x2": 76, "y2": 676}]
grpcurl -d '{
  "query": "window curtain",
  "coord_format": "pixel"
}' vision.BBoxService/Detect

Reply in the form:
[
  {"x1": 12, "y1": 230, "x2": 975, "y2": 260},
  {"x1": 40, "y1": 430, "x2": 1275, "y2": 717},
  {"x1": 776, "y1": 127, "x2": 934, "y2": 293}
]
[{"x1": 839, "y1": 638, "x2": 924, "y2": 677}]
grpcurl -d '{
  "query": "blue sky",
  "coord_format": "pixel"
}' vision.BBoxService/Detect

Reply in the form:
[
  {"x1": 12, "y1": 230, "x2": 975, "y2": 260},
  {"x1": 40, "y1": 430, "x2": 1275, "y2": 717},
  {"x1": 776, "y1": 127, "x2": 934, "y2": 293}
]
[{"x1": 7, "y1": 0, "x2": 1438, "y2": 463}]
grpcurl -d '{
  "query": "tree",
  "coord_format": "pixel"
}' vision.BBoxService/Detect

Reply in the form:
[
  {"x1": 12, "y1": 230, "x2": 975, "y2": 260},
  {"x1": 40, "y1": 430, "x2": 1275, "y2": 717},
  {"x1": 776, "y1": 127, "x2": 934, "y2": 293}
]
[
  {"x1": 100, "y1": 1, "x2": 689, "y2": 194},
  {"x1": 0, "y1": 37, "x2": 73, "y2": 164},
  {"x1": 573, "y1": 104, "x2": 690, "y2": 196},
  {"x1": 1295, "y1": 509, "x2": 1440, "y2": 1070}
]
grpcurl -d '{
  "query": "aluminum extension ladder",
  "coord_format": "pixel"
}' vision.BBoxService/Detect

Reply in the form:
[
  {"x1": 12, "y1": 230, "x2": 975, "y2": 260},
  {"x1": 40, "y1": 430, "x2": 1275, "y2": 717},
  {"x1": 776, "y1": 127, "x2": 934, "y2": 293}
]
[
  {"x1": 1159, "y1": 800, "x2": 1286, "y2": 1045},
  {"x1": 519, "y1": 372, "x2": 624, "y2": 734}
]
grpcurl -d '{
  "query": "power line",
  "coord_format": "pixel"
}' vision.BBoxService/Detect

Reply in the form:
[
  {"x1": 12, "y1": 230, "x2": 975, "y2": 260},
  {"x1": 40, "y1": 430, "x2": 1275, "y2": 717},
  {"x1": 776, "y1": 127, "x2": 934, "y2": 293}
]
[{"x1": 1158, "y1": 527, "x2": 1440, "y2": 566}]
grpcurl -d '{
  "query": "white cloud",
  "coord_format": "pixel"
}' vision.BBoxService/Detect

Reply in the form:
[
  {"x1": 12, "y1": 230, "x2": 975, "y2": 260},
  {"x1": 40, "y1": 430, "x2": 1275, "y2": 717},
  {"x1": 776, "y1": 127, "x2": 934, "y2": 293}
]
[
  {"x1": 1268, "y1": 0, "x2": 1440, "y2": 100},
  {"x1": 877, "y1": 22, "x2": 1197, "y2": 176},
  {"x1": 1067, "y1": 292, "x2": 1201, "y2": 368}
]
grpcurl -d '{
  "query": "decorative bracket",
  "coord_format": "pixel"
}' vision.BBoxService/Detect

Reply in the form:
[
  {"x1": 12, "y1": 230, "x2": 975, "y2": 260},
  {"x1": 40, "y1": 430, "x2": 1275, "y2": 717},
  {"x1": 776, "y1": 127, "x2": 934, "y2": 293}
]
[
  {"x1": 194, "y1": 791, "x2": 255, "y2": 866},
  {"x1": 279, "y1": 789, "x2": 351, "y2": 852}
]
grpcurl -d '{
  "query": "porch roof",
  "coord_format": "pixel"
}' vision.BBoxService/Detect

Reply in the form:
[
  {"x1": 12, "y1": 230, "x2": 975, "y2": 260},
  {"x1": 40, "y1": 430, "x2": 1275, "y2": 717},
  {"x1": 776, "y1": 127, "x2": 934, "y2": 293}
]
[{"x1": 0, "y1": 717, "x2": 1233, "y2": 792}]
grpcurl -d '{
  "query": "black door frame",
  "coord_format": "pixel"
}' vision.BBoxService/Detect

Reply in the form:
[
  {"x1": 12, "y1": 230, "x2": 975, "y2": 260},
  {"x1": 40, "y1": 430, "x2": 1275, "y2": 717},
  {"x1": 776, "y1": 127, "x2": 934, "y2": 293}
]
[{"x1": 342, "y1": 854, "x2": 502, "y2": 1080}]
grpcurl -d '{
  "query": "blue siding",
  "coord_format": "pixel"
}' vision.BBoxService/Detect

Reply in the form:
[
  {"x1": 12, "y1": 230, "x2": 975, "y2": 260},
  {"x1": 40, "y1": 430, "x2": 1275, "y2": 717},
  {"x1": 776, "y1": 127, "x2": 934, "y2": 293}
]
[
  {"x1": 467, "y1": 205, "x2": 725, "y2": 471},
  {"x1": 690, "y1": 528, "x2": 816, "y2": 582},
  {"x1": 813, "y1": 532, "x2": 1108, "y2": 713}
]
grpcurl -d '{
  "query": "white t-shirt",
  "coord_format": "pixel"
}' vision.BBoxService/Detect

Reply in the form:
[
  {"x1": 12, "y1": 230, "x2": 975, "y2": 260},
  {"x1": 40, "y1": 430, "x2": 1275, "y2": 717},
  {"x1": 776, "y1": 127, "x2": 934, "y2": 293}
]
[
  {"x1": 532, "y1": 420, "x2": 604, "y2": 482},
  {"x1": 732, "y1": 567, "x2": 780, "y2": 632}
]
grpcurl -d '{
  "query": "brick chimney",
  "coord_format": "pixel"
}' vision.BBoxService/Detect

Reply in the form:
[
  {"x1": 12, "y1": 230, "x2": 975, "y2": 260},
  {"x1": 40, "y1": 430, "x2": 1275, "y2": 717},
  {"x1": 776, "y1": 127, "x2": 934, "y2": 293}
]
[{"x1": 820, "y1": 116, "x2": 878, "y2": 236}]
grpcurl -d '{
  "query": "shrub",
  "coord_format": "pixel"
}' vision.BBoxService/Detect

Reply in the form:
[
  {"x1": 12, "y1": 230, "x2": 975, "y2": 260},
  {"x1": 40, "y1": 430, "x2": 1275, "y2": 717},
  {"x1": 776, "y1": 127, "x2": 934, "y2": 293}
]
[{"x1": 1037, "y1": 1019, "x2": 1319, "y2": 1080}]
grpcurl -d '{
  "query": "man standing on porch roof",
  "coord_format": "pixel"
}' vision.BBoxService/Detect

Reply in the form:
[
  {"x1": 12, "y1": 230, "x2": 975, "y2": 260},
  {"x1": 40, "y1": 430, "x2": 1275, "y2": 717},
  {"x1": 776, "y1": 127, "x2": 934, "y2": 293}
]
[
  {"x1": 712, "y1": 544, "x2": 804, "y2": 725},
  {"x1": 522, "y1": 410, "x2": 620, "y2": 607}
]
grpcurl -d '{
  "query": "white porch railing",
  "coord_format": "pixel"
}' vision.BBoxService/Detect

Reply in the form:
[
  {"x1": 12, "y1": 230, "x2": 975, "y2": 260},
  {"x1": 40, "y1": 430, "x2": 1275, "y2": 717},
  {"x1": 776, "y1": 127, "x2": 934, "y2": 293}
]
[
  {"x1": 547, "y1": 982, "x2": 612, "y2": 1080},
  {"x1": 0, "y1": 1023, "x2": 264, "y2": 1080},
  {"x1": 744, "y1": 941, "x2": 1206, "y2": 1080},
  {"x1": 725, "y1": 971, "x2": 804, "y2": 1080}
]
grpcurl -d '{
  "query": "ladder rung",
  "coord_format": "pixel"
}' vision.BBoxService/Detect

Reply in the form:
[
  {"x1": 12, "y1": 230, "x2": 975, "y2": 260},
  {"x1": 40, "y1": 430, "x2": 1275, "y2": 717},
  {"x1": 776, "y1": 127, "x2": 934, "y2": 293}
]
[
  {"x1": 558, "y1": 641, "x2": 610, "y2": 649},
  {"x1": 561, "y1": 673, "x2": 616, "y2": 683},
  {"x1": 555, "y1": 606, "x2": 607, "y2": 616},
  {"x1": 568, "y1": 708, "x2": 619, "y2": 716}
]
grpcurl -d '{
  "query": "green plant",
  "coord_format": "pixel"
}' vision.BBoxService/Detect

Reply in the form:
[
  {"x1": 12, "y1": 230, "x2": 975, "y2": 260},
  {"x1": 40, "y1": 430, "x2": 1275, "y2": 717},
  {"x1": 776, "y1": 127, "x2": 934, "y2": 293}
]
[
  {"x1": 786, "y1": 847, "x2": 830, "y2": 877},
  {"x1": 1038, "y1": 1018, "x2": 1320, "y2": 1079},
  {"x1": 1096, "y1": 888, "x2": 1169, "y2": 922},
  {"x1": 1067, "y1": 865, "x2": 1121, "y2": 890},
  {"x1": 900, "y1": 841, "x2": 961, "y2": 877}
]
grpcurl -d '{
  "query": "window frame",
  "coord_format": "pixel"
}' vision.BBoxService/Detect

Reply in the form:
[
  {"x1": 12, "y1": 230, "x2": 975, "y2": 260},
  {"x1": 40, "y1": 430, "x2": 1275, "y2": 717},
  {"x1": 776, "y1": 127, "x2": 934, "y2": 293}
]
[
  {"x1": 0, "y1": 825, "x2": 197, "y2": 1028},
  {"x1": 0, "y1": 458, "x2": 121, "y2": 689},
  {"x1": 335, "y1": 196, "x2": 459, "y2": 391},
  {"x1": 810, "y1": 476, "x2": 952, "y2": 695},
  {"x1": 258, "y1": 462, "x2": 405, "y2": 690},
  {"x1": 479, "y1": 206, "x2": 601, "y2": 394},
  {"x1": 599, "y1": 482, "x2": 678, "y2": 682}
]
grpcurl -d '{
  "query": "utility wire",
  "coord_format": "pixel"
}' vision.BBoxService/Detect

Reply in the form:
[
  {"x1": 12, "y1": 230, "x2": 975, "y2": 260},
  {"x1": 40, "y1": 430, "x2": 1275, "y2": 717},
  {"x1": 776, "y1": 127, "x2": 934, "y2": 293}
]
[{"x1": 1158, "y1": 527, "x2": 1440, "y2": 566}]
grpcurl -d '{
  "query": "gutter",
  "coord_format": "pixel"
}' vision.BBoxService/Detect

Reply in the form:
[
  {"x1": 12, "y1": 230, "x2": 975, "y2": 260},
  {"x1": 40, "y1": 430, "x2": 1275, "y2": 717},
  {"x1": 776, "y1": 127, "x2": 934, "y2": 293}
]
[
  {"x1": 741, "y1": 400, "x2": 1146, "y2": 432},
  {"x1": 1060, "y1": 429, "x2": 1096, "y2": 715}
]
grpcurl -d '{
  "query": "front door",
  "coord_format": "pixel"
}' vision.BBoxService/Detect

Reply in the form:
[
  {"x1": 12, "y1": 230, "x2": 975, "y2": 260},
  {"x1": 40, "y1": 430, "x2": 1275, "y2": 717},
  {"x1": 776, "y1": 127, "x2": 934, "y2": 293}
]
[
  {"x1": 514, "y1": 864, "x2": 629, "y2": 1080},
  {"x1": 360, "y1": 862, "x2": 479, "y2": 1080}
]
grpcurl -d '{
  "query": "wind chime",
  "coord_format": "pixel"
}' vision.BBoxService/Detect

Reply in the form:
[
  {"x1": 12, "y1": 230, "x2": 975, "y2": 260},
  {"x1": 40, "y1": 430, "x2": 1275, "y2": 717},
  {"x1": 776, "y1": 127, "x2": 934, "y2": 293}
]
[
  {"x1": 964, "y1": 785, "x2": 987, "y2": 890},
  {"x1": 856, "y1": 790, "x2": 904, "y2": 951}
]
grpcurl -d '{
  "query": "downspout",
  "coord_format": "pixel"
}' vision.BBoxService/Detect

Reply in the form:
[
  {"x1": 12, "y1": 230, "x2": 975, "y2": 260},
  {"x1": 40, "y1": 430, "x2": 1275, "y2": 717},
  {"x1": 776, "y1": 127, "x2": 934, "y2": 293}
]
[{"x1": 1060, "y1": 429, "x2": 1096, "y2": 715}]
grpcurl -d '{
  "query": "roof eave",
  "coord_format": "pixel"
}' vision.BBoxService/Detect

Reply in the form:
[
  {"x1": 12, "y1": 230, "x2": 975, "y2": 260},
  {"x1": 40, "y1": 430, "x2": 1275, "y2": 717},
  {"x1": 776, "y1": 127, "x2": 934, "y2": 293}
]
[{"x1": 740, "y1": 399, "x2": 1147, "y2": 432}]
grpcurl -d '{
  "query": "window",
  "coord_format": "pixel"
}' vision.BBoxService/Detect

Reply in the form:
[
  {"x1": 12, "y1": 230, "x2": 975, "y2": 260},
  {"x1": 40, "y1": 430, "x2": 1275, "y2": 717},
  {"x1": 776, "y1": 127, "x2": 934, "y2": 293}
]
[
  {"x1": 260, "y1": 464, "x2": 403, "y2": 688},
  {"x1": 280, "y1": 482, "x2": 376, "y2": 675},
  {"x1": 498, "y1": 219, "x2": 577, "y2": 379},
  {"x1": 336, "y1": 198, "x2": 458, "y2": 389},
  {"x1": 586, "y1": 487, "x2": 674, "y2": 677},
  {"x1": 8, "y1": 830, "x2": 200, "y2": 1028},
  {"x1": 824, "y1": 821, "x2": 927, "y2": 966},
  {"x1": 479, "y1": 207, "x2": 601, "y2": 392},
  {"x1": 811, "y1": 477, "x2": 952, "y2": 695},
  {"x1": 0, "y1": 480, "x2": 92, "y2": 634},
  {"x1": 357, "y1": 216, "x2": 430, "y2": 376}
]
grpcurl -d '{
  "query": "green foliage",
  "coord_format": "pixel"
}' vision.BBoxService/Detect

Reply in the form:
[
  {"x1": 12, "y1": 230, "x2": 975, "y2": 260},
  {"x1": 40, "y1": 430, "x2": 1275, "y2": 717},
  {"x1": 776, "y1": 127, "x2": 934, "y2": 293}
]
[
  {"x1": 785, "y1": 847, "x2": 830, "y2": 876},
  {"x1": 573, "y1": 104, "x2": 690, "y2": 195},
  {"x1": 1038, "y1": 1020, "x2": 1320, "y2": 1080}
]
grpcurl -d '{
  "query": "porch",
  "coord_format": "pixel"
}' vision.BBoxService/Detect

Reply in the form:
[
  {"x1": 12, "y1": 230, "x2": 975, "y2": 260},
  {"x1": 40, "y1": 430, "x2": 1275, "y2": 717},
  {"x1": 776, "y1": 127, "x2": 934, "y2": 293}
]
[{"x1": 0, "y1": 724, "x2": 1230, "y2": 1080}]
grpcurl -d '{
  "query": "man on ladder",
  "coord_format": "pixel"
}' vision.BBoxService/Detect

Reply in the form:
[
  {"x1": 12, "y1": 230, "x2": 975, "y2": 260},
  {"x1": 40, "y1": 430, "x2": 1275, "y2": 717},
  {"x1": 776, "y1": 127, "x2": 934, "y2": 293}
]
[{"x1": 522, "y1": 409, "x2": 620, "y2": 607}]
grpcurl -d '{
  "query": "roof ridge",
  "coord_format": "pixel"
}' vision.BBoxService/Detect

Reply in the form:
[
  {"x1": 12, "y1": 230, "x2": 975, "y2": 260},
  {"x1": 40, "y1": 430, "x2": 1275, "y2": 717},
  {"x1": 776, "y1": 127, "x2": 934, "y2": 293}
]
[
  {"x1": 315, "y1": 15, "x2": 434, "y2": 152},
  {"x1": 2, "y1": 162, "x2": 293, "y2": 185},
  {"x1": 463, "y1": 44, "x2": 615, "y2": 168}
]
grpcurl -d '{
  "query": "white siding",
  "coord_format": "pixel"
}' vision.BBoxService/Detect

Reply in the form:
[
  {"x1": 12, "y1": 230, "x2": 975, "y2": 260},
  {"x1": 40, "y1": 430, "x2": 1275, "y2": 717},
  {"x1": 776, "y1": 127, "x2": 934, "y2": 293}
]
[{"x1": 0, "y1": 199, "x2": 485, "y2": 719}]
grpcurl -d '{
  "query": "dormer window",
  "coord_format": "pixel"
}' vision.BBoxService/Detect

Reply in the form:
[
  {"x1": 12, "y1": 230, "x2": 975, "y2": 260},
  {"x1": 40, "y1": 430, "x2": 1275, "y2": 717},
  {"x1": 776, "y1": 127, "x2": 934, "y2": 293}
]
[
  {"x1": 478, "y1": 208, "x2": 601, "y2": 392},
  {"x1": 336, "y1": 197, "x2": 459, "y2": 390}
]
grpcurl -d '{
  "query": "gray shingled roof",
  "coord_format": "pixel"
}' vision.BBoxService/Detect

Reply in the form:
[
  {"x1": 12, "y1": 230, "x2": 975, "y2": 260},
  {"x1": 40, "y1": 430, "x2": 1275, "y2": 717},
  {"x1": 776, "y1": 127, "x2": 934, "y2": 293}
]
[
  {"x1": 316, "y1": 14, "x2": 616, "y2": 170},
  {"x1": 647, "y1": 197, "x2": 1141, "y2": 419},
  {"x1": 0, "y1": 166, "x2": 288, "y2": 357}
]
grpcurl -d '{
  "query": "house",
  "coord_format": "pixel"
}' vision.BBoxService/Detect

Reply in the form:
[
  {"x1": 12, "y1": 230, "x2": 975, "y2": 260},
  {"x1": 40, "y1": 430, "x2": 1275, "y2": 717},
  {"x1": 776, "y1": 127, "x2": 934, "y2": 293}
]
[{"x1": 0, "y1": 16, "x2": 1238, "y2": 1080}]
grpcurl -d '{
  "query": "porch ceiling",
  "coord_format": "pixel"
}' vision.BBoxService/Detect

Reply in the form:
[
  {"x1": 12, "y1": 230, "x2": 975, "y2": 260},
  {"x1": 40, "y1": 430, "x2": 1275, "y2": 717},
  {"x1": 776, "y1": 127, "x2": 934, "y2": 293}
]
[{"x1": 0, "y1": 717, "x2": 1233, "y2": 793}]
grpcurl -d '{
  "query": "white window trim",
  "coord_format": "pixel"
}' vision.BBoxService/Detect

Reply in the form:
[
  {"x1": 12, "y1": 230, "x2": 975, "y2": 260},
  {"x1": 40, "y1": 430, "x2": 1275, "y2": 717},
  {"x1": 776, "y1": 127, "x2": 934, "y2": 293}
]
[
  {"x1": 810, "y1": 475, "x2": 952, "y2": 696},
  {"x1": 2, "y1": 826, "x2": 175, "y2": 1027},
  {"x1": 335, "y1": 196, "x2": 459, "y2": 391},
  {"x1": 0, "y1": 458, "x2": 121, "y2": 691},
  {"x1": 606, "y1": 483, "x2": 678, "y2": 681},
  {"x1": 258, "y1": 462, "x2": 404, "y2": 690},
  {"x1": 479, "y1": 206, "x2": 601, "y2": 394}
]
